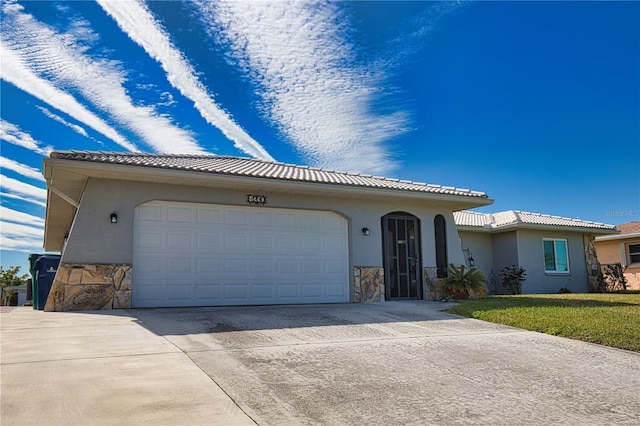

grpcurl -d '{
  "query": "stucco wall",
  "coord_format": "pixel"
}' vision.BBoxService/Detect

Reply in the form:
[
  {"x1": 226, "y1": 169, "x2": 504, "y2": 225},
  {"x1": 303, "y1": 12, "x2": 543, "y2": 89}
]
[
  {"x1": 594, "y1": 239, "x2": 625, "y2": 265},
  {"x1": 489, "y1": 231, "x2": 518, "y2": 294},
  {"x1": 457, "y1": 231, "x2": 494, "y2": 290},
  {"x1": 61, "y1": 177, "x2": 466, "y2": 299},
  {"x1": 594, "y1": 238, "x2": 640, "y2": 290},
  {"x1": 515, "y1": 229, "x2": 588, "y2": 294}
]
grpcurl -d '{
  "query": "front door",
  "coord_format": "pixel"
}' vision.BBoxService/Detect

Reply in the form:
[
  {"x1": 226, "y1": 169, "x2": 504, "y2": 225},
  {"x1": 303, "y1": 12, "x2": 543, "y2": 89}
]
[{"x1": 382, "y1": 213, "x2": 422, "y2": 300}]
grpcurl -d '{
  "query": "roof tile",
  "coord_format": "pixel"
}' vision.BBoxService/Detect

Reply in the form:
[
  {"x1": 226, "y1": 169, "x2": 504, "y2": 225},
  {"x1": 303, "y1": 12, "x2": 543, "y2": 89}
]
[
  {"x1": 51, "y1": 151, "x2": 489, "y2": 199},
  {"x1": 454, "y1": 210, "x2": 615, "y2": 231}
]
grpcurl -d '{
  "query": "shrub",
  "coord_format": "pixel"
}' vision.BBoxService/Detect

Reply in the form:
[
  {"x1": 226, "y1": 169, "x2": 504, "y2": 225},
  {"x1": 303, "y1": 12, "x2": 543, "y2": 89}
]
[
  {"x1": 499, "y1": 265, "x2": 526, "y2": 295},
  {"x1": 600, "y1": 263, "x2": 628, "y2": 292},
  {"x1": 438, "y1": 264, "x2": 488, "y2": 299}
]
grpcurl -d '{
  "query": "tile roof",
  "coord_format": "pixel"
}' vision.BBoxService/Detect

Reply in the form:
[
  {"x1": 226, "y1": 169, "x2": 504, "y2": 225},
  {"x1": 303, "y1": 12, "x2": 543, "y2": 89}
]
[
  {"x1": 616, "y1": 221, "x2": 640, "y2": 235},
  {"x1": 50, "y1": 151, "x2": 489, "y2": 199},
  {"x1": 454, "y1": 210, "x2": 616, "y2": 231}
]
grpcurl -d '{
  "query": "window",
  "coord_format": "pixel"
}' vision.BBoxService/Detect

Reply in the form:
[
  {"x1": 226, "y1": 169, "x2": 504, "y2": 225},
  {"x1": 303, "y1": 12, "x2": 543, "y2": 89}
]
[
  {"x1": 543, "y1": 239, "x2": 569, "y2": 272},
  {"x1": 628, "y1": 243, "x2": 640, "y2": 264},
  {"x1": 434, "y1": 215, "x2": 448, "y2": 278}
]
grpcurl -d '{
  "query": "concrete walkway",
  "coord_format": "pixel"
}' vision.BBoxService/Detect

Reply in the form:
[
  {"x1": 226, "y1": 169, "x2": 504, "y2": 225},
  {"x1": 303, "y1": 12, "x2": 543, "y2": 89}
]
[
  {"x1": 2, "y1": 302, "x2": 639, "y2": 425},
  {"x1": 1, "y1": 307, "x2": 254, "y2": 425}
]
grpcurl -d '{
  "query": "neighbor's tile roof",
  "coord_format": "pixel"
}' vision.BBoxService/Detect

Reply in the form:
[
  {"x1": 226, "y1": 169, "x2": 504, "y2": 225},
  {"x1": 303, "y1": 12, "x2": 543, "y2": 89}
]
[
  {"x1": 616, "y1": 221, "x2": 640, "y2": 235},
  {"x1": 50, "y1": 151, "x2": 489, "y2": 198},
  {"x1": 454, "y1": 210, "x2": 615, "y2": 231}
]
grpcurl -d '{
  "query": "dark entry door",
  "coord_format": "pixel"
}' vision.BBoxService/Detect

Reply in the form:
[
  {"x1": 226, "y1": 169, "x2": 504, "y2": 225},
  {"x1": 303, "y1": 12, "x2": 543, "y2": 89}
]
[{"x1": 382, "y1": 213, "x2": 422, "y2": 300}]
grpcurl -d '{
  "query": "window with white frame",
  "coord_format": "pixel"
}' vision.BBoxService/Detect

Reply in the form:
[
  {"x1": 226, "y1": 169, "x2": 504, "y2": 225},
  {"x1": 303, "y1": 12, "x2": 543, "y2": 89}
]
[
  {"x1": 628, "y1": 243, "x2": 640, "y2": 265},
  {"x1": 543, "y1": 239, "x2": 569, "y2": 272}
]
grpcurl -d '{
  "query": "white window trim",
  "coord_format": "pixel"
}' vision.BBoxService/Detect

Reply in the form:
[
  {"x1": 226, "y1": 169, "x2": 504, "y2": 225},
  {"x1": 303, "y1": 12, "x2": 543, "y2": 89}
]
[
  {"x1": 543, "y1": 238, "x2": 570, "y2": 274},
  {"x1": 626, "y1": 241, "x2": 640, "y2": 266}
]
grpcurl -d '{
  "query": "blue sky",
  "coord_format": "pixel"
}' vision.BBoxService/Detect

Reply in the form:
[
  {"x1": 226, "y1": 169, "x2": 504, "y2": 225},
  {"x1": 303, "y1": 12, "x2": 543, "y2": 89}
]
[{"x1": 1, "y1": 0, "x2": 639, "y2": 273}]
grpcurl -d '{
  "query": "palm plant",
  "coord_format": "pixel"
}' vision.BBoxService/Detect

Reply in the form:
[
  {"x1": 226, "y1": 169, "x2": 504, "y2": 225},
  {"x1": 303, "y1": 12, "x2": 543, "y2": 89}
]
[{"x1": 438, "y1": 264, "x2": 488, "y2": 299}]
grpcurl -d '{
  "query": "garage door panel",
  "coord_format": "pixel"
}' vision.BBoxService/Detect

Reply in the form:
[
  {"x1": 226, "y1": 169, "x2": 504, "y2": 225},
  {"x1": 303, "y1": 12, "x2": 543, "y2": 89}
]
[
  {"x1": 197, "y1": 234, "x2": 221, "y2": 249},
  {"x1": 165, "y1": 284, "x2": 193, "y2": 302},
  {"x1": 276, "y1": 213, "x2": 298, "y2": 227},
  {"x1": 136, "y1": 285, "x2": 164, "y2": 302},
  {"x1": 136, "y1": 257, "x2": 162, "y2": 273},
  {"x1": 196, "y1": 258, "x2": 220, "y2": 273},
  {"x1": 251, "y1": 235, "x2": 274, "y2": 250},
  {"x1": 137, "y1": 204, "x2": 164, "y2": 221},
  {"x1": 251, "y1": 211, "x2": 273, "y2": 226},
  {"x1": 301, "y1": 237, "x2": 322, "y2": 251},
  {"x1": 326, "y1": 284, "x2": 347, "y2": 297},
  {"x1": 224, "y1": 234, "x2": 249, "y2": 250},
  {"x1": 196, "y1": 284, "x2": 221, "y2": 300},
  {"x1": 276, "y1": 260, "x2": 299, "y2": 274},
  {"x1": 224, "y1": 259, "x2": 249, "y2": 274},
  {"x1": 251, "y1": 259, "x2": 274, "y2": 274},
  {"x1": 167, "y1": 207, "x2": 193, "y2": 222},
  {"x1": 196, "y1": 207, "x2": 221, "y2": 224},
  {"x1": 167, "y1": 233, "x2": 192, "y2": 249},
  {"x1": 302, "y1": 284, "x2": 323, "y2": 297},
  {"x1": 277, "y1": 236, "x2": 298, "y2": 250},
  {"x1": 225, "y1": 285, "x2": 248, "y2": 299},
  {"x1": 133, "y1": 201, "x2": 348, "y2": 307},
  {"x1": 324, "y1": 237, "x2": 346, "y2": 252},
  {"x1": 224, "y1": 210, "x2": 249, "y2": 225},
  {"x1": 277, "y1": 285, "x2": 299, "y2": 298},
  {"x1": 136, "y1": 231, "x2": 162, "y2": 248},
  {"x1": 252, "y1": 284, "x2": 275, "y2": 299}
]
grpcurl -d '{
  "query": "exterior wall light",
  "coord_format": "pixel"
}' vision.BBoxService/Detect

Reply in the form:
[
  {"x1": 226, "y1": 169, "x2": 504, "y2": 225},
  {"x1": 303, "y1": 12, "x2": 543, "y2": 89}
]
[
  {"x1": 110, "y1": 213, "x2": 118, "y2": 224},
  {"x1": 463, "y1": 248, "x2": 475, "y2": 267},
  {"x1": 362, "y1": 227, "x2": 370, "y2": 236}
]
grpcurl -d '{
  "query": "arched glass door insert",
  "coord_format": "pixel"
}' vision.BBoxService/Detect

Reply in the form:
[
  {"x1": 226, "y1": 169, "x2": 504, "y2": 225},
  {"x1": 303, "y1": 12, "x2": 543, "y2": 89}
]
[{"x1": 382, "y1": 212, "x2": 422, "y2": 300}]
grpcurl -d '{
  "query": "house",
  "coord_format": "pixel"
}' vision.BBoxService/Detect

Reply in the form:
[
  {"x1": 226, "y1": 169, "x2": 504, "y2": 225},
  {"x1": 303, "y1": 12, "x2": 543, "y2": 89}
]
[
  {"x1": 42, "y1": 151, "x2": 493, "y2": 311},
  {"x1": 42, "y1": 151, "x2": 617, "y2": 311},
  {"x1": 593, "y1": 221, "x2": 640, "y2": 290},
  {"x1": 454, "y1": 210, "x2": 616, "y2": 294}
]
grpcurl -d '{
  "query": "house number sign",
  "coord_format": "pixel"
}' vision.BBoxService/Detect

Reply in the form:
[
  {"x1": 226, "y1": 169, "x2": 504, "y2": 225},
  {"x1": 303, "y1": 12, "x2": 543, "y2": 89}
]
[{"x1": 247, "y1": 194, "x2": 267, "y2": 205}]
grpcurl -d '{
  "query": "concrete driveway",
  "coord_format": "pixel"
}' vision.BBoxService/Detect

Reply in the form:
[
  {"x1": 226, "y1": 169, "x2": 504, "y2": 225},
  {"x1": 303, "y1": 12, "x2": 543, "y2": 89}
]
[{"x1": 2, "y1": 302, "x2": 639, "y2": 425}]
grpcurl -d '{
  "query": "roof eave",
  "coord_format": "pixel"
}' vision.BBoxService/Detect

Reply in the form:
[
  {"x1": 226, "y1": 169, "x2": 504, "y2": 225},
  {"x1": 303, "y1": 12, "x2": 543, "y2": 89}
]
[
  {"x1": 595, "y1": 232, "x2": 640, "y2": 242},
  {"x1": 456, "y1": 222, "x2": 616, "y2": 235},
  {"x1": 43, "y1": 157, "x2": 493, "y2": 207}
]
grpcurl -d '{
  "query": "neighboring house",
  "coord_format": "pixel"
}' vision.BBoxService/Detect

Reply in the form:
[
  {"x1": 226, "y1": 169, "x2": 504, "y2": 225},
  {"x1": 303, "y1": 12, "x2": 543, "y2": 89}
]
[
  {"x1": 42, "y1": 151, "x2": 492, "y2": 311},
  {"x1": 454, "y1": 210, "x2": 616, "y2": 294},
  {"x1": 594, "y1": 221, "x2": 640, "y2": 290}
]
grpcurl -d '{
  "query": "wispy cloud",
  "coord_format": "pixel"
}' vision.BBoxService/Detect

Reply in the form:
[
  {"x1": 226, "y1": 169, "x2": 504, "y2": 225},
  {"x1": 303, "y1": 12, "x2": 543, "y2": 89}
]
[
  {"x1": 1, "y1": 205, "x2": 45, "y2": 227},
  {"x1": 1, "y1": 1, "x2": 202, "y2": 154},
  {"x1": 0, "y1": 219, "x2": 44, "y2": 252},
  {"x1": 0, "y1": 174, "x2": 47, "y2": 206},
  {"x1": 379, "y1": 1, "x2": 467, "y2": 69},
  {"x1": 0, "y1": 43, "x2": 137, "y2": 152},
  {"x1": 0, "y1": 120, "x2": 53, "y2": 156},
  {"x1": 0, "y1": 192, "x2": 46, "y2": 208},
  {"x1": 97, "y1": 0, "x2": 274, "y2": 161},
  {"x1": 0, "y1": 156, "x2": 44, "y2": 181},
  {"x1": 35, "y1": 106, "x2": 89, "y2": 138},
  {"x1": 194, "y1": 1, "x2": 411, "y2": 174}
]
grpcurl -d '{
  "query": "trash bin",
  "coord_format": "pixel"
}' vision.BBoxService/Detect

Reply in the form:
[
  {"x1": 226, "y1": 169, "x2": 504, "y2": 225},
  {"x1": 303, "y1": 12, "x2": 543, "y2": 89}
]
[
  {"x1": 33, "y1": 255, "x2": 61, "y2": 310},
  {"x1": 28, "y1": 253, "x2": 45, "y2": 310}
]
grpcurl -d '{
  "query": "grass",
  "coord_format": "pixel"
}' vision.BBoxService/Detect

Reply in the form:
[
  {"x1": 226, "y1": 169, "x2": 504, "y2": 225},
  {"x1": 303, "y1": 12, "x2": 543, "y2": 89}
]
[{"x1": 446, "y1": 292, "x2": 640, "y2": 352}]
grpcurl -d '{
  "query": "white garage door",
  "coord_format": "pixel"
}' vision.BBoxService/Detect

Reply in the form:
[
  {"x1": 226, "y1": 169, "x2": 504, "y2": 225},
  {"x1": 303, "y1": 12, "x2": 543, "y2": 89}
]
[{"x1": 132, "y1": 201, "x2": 349, "y2": 307}]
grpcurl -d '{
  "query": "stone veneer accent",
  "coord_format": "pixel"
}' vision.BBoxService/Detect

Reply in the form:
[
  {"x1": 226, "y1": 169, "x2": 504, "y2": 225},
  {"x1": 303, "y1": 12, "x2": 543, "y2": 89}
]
[
  {"x1": 423, "y1": 267, "x2": 440, "y2": 301},
  {"x1": 353, "y1": 266, "x2": 384, "y2": 303},
  {"x1": 583, "y1": 235, "x2": 601, "y2": 293},
  {"x1": 44, "y1": 264, "x2": 132, "y2": 311}
]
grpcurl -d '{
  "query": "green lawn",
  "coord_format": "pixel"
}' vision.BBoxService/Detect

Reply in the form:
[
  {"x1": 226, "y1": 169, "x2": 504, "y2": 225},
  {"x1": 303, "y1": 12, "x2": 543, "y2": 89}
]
[{"x1": 446, "y1": 292, "x2": 640, "y2": 352}]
